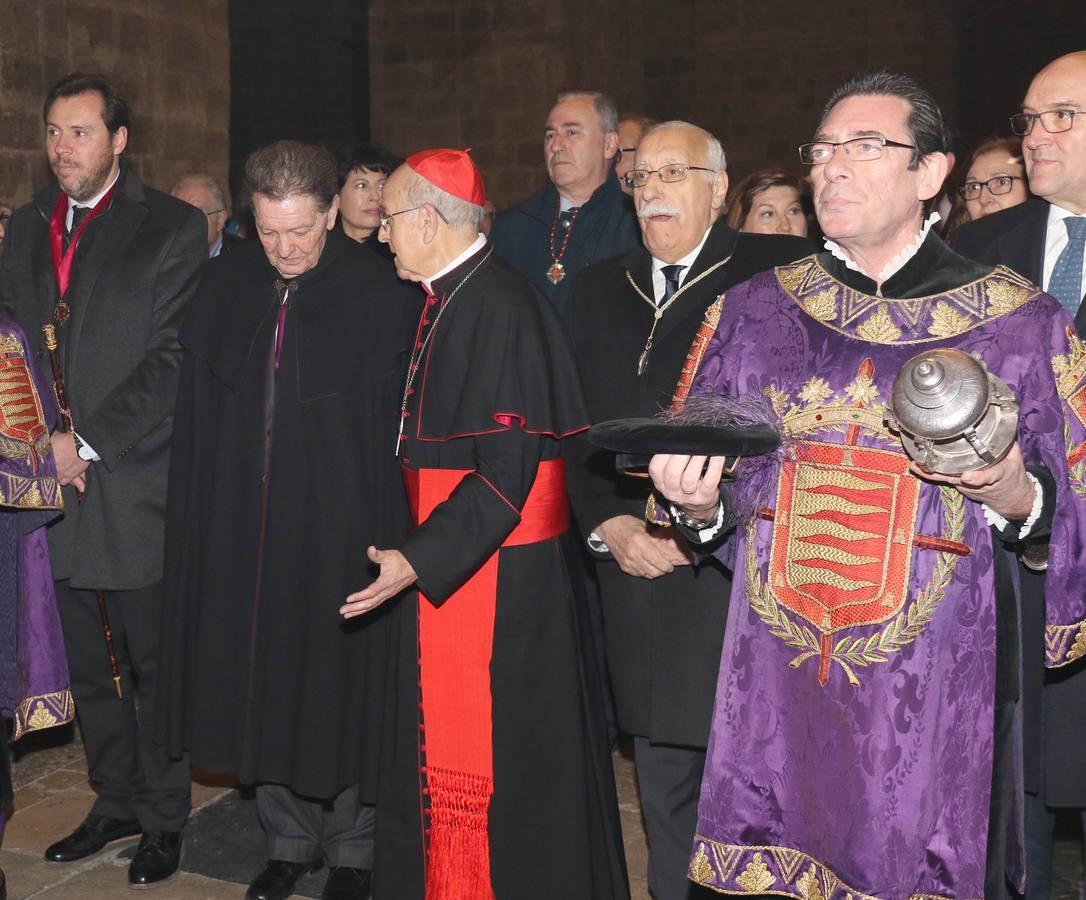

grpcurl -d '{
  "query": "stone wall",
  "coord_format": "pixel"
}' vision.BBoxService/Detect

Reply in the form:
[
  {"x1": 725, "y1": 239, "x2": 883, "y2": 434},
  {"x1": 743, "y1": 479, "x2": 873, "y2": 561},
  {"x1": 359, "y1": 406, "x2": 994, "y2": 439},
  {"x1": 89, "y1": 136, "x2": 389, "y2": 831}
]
[
  {"x1": 0, "y1": 0, "x2": 229, "y2": 208},
  {"x1": 228, "y1": 0, "x2": 370, "y2": 202},
  {"x1": 369, "y1": 0, "x2": 1086, "y2": 210}
]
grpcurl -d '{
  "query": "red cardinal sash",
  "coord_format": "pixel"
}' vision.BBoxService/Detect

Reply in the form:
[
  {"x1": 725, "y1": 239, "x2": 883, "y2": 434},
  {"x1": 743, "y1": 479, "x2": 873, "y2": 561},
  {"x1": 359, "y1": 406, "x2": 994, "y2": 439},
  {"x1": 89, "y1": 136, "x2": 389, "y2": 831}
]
[{"x1": 403, "y1": 459, "x2": 569, "y2": 900}]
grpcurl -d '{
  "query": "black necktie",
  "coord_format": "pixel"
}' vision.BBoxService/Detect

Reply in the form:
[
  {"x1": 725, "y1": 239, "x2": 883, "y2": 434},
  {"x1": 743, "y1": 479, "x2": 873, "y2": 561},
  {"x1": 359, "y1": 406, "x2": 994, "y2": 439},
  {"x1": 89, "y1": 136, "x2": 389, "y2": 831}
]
[
  {"x1": 64, "y1": 205, "x2": 91, "y2": 252},
  {"x1": 661, "y1": 264, "x2": 685, "y2": 303}
]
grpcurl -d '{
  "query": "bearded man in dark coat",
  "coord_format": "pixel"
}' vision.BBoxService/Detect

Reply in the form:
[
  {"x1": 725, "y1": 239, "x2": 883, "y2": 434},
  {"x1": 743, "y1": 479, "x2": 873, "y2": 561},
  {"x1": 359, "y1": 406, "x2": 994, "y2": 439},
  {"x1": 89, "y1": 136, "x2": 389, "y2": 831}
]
[
  {"x1": 340, "y1": 148, "x2": 628, "y2": 900},
  {"x1": 157, "y1": 140, "x2": 419, "y2": 900}
]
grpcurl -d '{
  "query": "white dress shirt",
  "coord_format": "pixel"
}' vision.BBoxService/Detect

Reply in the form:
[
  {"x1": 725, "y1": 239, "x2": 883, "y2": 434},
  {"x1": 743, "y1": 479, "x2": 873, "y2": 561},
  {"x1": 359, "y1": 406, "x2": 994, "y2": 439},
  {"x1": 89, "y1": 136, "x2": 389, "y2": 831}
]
[
  {"x1": 65, "y1": 171, "x2": 120, "y2": 463},
  {"x1": 650, "y1": 226, "x2": 712, "y2": 303},
  {"x1": 65, "y1": 170, "x2": 120, "y2": 231},
  {"x1": 1042, "y1": 203, "x2": 1086, "y2": 307},
  {"x1": 422, "y1": 234, "x2": 487, "y2": 294}
]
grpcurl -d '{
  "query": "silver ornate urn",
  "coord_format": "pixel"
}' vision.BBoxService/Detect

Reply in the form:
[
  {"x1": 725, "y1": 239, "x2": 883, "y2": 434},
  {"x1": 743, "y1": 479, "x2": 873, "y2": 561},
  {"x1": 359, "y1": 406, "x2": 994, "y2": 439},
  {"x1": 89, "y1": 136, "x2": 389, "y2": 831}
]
[{"x1": 885, "y1": 348, "x2": 1019, "y2": 475}]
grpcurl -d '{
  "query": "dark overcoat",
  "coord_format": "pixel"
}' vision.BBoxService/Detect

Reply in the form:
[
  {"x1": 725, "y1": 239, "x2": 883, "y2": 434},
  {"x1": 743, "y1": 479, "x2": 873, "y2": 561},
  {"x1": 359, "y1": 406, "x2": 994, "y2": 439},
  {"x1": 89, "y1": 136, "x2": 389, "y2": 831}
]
[
  {"x1": 156, "y1": 232, "x2": 419, "y2": 799},
  {"x1": 565, "y1": 218, "x2": 814, "y2": 747},
  {"x1": 0, "y1": 165, "x2": 206, "y2": 589},
  {"x1": 490, "y1": 175, "x2": 639, "y2": 318},
  {"x1": 954, "y1": 198, "x2": 1086, "y2": 806}
]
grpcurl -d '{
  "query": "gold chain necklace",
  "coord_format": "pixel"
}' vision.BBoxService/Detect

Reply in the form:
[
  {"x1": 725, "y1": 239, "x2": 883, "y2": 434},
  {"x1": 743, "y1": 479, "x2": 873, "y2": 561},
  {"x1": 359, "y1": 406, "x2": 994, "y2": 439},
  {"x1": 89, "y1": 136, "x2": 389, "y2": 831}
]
[
  {"x1": 546, "y1": 200, "x2": 580, "y2": 284},
  {"x1": 626, "y1": 254, "x2": 731, "y2": 375}
]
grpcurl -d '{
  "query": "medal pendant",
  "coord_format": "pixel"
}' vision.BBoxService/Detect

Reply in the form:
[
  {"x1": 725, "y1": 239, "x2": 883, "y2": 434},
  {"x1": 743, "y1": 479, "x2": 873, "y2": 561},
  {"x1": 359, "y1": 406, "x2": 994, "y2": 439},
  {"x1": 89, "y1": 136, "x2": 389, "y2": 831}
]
[
  {"x1": 637, "y1": 346, "x2": 651, "y2": 376},
  {"x1": 546, "y1": 261, "x2": 566, "y2": 285},
  {"x1": 54, "y1": 301, "x2": 70, "y2": 325}
]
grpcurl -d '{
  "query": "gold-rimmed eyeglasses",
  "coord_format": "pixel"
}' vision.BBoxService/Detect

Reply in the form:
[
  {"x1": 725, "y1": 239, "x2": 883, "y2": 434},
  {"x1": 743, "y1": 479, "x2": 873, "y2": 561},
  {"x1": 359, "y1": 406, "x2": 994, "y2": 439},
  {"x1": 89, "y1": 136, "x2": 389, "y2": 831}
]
[
  {"x1": 378, "y1": 204, "x2": 449, "y2": 230},
  {"x1": 623, "y1": 164, "x2": 717, "y2": 190}
]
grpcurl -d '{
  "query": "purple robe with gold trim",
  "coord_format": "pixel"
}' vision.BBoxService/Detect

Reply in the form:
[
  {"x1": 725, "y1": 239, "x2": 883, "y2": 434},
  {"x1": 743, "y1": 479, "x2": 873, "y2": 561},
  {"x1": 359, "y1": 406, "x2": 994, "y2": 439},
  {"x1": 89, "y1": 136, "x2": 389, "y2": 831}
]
[
  {"x1": 683, "y1": 245, "x2": 1086, "y2": 900},
  {"x1": 0, "y1": 314, "x2": 70, "y2": 826}
]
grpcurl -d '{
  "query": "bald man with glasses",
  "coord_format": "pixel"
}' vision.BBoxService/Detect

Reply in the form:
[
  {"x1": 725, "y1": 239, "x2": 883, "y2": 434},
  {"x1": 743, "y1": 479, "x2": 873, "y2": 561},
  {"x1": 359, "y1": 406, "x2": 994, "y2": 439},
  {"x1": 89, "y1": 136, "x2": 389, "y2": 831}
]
[{"x1": 953, "y1": 50, "x2": 1086, "y2": 900}]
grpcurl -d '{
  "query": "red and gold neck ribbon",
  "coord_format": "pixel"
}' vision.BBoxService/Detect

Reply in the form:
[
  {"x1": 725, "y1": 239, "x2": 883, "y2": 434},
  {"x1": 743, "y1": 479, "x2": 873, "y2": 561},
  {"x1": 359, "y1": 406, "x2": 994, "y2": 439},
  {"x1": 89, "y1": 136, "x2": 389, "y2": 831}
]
[{"x1": 48, "y1": 185, "x2": 117, "y2": 299}]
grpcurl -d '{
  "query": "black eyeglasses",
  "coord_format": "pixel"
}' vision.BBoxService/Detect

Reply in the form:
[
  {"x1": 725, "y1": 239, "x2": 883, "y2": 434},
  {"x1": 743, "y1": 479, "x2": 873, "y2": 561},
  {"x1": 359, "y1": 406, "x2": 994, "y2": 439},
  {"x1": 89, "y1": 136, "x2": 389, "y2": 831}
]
[
  {"x1": 616, "y1": 147, "x2": 637, "y2": 161},
  {"x1": 623, "y1": 164, "x2": 717, "y2": 190},
  {"x1": 1009, "y1": 109, "x2": 1078, "y2": 136},
  {"x1": 798, "y1": 136, "x2": 917, "y2": 165},
  {"x1": 958, "y1": 175, "x2": 1024, "y2": 201}
]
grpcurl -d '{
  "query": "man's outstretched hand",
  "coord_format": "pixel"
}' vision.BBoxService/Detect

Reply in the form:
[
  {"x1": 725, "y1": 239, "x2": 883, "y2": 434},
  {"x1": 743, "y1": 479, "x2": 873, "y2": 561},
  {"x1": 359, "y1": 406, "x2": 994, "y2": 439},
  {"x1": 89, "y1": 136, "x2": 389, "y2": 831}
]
[{"x1": 340, "y1": 546, "x2": 417, "y2": 619}]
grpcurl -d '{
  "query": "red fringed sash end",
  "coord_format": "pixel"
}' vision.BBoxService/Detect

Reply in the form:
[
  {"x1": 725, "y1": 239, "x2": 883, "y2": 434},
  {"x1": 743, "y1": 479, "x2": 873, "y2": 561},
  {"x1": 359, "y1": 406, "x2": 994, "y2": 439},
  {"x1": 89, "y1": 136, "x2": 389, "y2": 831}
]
[{"x1": 425, "y1": 766, "x2": 495, "y2": 900}]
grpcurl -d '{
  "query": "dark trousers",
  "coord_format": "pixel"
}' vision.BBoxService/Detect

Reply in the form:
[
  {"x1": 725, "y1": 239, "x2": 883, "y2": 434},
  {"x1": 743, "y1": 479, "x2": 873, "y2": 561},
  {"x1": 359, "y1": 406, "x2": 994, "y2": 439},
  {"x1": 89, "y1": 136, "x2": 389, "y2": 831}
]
[
  {"x1": 1013, "y1": 792, "x2": 1086, "y2": 900},
  {"x1": 55, "y1": 580, "x2": 189, "y2": 831},
  {"x1": 256, "y1": 783, "x2": 374, "y2": 868},
  {"x1": 633, "y1": 736, "x2": 716, "y2": 900}
]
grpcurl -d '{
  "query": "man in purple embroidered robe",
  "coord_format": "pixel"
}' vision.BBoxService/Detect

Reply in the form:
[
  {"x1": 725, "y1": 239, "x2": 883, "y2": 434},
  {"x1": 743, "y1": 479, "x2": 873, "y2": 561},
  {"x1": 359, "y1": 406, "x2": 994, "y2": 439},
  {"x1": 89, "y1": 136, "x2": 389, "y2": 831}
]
[
  {"x1": 649, "y1": 70, "x2": 1086, "y2": 900},
  {"x1": 0, "y1": 314, "x2": 70, "y2": 899}
]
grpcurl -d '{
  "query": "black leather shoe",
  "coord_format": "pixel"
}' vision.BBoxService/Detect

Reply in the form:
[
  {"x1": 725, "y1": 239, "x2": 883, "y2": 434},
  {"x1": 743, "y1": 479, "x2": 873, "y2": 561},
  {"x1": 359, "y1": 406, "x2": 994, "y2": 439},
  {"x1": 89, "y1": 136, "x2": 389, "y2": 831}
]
[
  {"x1": 322, "y1": 866, "x2": 373, "y2": 900},
  {"x1": 43, "y1": 814, "x2": 142, "y2": 862},
  {"x1": 246, "y1": 859, "x2": 323, "y2": 900},
  {"x1": 127, "y1": 830, "x2": 183, "y2": 889}
]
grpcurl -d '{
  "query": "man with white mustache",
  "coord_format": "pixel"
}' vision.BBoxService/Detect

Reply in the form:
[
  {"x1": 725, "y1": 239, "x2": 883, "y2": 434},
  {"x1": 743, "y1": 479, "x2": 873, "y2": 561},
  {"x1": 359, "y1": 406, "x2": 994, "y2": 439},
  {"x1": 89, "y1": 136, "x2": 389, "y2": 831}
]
[{"x1": 566, "y1": 120, "x2": 813, "y2": 900}]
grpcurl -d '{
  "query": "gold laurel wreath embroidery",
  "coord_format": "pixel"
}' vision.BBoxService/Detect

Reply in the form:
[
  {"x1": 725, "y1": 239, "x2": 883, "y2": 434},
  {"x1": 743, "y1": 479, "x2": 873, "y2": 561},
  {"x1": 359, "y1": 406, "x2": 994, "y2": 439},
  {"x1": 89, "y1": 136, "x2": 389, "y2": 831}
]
[
  {"x1": 1051, "y1": 333, "x2": 1086, "y2": 500},
  {"x1": 689, "y1": 845, "x2": 715, "y2": 884},
  {"x1": 746, "y1": 485, "x2": 964, "y2": 686}
]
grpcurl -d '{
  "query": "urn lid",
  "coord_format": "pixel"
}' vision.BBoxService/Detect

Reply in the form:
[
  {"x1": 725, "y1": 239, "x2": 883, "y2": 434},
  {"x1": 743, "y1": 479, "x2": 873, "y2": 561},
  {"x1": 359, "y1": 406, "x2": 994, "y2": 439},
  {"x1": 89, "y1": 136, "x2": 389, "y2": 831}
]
[{"x1": 890, "y1": 348, "x2": 990, "y2": 440}]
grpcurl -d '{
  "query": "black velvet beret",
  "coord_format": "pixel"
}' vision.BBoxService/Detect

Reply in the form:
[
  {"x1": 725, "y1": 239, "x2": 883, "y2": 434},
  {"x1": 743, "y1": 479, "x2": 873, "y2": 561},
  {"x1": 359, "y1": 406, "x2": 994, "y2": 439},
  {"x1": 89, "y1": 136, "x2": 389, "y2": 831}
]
[{"x1": 587, "y1": 418, "x2": 781, "y2": 474}]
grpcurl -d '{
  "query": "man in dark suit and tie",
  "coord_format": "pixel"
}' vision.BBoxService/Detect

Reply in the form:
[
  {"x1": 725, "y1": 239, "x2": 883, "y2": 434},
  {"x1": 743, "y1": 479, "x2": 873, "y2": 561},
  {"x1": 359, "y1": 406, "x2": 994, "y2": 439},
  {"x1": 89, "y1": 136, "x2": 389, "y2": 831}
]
[
  {"x1": 953, "y1": 50, "x2": 1086, "y2": 900},
  {"x1": 0, "y1": 72, "x2": 206, "y2": 890},
  {"x1": 566, "y1": 120, "x2": 813, "y2": 900}
]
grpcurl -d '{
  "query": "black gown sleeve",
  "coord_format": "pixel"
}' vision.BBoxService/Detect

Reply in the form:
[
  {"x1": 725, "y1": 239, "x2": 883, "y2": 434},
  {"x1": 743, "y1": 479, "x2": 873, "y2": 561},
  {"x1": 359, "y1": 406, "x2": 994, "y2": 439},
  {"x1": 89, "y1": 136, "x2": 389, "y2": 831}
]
[{"x1": 398, "y1": 426, "x2": 545, "y2": 605}]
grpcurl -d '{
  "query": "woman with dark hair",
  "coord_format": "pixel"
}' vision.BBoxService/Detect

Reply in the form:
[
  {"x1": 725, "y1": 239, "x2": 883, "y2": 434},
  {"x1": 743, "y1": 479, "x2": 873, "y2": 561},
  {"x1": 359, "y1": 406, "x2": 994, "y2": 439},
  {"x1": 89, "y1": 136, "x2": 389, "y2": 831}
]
[
  {"x1": 958, "y1": 135, "x2": 1031, "y2": 222},
  {"x1": 942, "y1": 136, "x2": 1031, "y2": 241},
  {"x1": 335, "y1": 145, "x2": 400, "y2": 250},
  {"x1": 725, "y1": 167, "x2": 810, "y2": 237}
]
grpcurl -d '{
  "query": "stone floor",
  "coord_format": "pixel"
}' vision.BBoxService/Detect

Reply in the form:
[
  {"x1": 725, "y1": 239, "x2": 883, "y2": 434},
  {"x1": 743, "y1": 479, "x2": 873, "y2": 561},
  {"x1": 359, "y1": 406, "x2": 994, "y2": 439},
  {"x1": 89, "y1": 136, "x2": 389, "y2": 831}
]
[{"x1": 1, "y1": 725, "x2": 1082, "y2": 899}]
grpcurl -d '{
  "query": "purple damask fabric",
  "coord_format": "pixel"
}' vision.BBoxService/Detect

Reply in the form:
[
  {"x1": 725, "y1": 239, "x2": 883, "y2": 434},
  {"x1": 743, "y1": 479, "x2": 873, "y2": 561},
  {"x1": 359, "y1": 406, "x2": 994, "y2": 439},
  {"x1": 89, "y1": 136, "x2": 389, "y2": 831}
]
[
  {"x1": 0, "y1": 315, "x2": 70, "y2": 742},
  {"x1": 685, "y1": 259, "x2": 1086, "y2": 900}
]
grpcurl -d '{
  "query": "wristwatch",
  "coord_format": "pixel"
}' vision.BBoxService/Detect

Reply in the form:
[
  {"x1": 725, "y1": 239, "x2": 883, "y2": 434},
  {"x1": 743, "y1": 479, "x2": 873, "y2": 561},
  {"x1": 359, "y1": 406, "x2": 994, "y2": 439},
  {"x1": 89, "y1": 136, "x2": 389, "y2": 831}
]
[{"x1": 73, "y1": 432, "x2": 95, "y2": 461}]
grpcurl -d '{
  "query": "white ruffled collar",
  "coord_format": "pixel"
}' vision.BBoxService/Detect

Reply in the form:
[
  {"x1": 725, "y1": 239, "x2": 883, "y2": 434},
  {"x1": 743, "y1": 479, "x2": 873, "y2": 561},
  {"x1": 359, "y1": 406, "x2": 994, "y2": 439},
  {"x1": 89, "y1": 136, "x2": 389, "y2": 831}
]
[{"x1": 823, "y1": 211, "x2": 942, "y2": 290}]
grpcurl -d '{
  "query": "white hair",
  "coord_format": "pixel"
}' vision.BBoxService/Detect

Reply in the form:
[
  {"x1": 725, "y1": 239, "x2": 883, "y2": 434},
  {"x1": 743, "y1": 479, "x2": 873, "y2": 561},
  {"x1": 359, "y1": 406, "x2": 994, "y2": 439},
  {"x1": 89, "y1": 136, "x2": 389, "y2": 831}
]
[
  {"x1": 403, "y1": 170, "x2": 484, "y2": 231},
  {"x1": 170, "y1": 173, "x2": 228, "y2": 212},
  {"x1": 643, "y1": 120, "x2": 727, "y2": 174}
]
